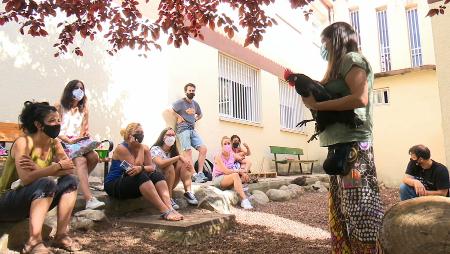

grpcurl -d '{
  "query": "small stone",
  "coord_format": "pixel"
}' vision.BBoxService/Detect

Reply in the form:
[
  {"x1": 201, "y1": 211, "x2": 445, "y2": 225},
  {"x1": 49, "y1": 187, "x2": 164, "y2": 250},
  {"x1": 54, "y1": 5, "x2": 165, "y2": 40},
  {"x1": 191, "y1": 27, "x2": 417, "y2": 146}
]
[
  {"x1": 74, "y1": 209, "x2": 106, "y2": 222},
  {"x1": 266, "y1": 189, "x2": 291, "y2": 202},
  {"x1": 291, "y1": 176, "x2": 307, "y2": 186},
  {"x1": 251, "y1": 190, "x2": 270, "y2": 205}
]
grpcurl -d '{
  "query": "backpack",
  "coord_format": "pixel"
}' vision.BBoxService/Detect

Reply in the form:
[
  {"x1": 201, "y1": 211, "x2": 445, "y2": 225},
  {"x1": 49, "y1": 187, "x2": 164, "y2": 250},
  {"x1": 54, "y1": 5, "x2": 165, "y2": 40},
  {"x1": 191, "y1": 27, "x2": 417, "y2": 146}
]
[{"x1": 194, "y1": 158, "x2": 214, "y2": 181}]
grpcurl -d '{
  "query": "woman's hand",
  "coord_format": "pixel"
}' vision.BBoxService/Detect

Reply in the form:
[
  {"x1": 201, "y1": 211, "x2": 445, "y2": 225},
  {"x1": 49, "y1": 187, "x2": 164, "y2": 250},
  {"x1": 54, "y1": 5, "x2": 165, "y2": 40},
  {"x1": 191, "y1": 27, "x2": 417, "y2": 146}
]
[
  {"x1": 18, "y1": 155, "x2": 38, "y2": 171},
  {"x1": 127, "y1": 165, "x2": 143, "y2": 176},
  {"x1": 302, "y1": 95, "x2": 319, "y2": 110},
  {"x1": 178, "y1": 155, "x2": 189, "y2": 164},
  {"x1": 243, "y1": 143, "x2": 249, "y2": 149},
  {"x1": 59, "y1": 158, "x2": 75, "y2": 170}
]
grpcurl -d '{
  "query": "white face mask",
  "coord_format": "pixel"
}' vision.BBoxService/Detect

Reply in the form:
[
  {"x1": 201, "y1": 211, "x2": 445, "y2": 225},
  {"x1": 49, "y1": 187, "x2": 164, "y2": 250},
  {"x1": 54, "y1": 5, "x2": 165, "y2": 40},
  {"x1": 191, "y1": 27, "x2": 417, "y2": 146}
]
[
  {"x1": 164, "y1": 136, "x2": 176, "y2": 147},
  {"x1": 72, "y1": 88, "x2": 85, "y2": 101}
]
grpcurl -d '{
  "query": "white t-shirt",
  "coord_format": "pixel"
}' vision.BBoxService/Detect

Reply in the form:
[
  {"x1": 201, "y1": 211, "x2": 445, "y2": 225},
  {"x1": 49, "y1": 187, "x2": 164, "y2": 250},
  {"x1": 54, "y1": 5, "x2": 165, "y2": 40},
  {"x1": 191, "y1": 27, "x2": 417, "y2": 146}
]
[{"x1": 150, "y1": 146, "x2": 172, "y2": 172}]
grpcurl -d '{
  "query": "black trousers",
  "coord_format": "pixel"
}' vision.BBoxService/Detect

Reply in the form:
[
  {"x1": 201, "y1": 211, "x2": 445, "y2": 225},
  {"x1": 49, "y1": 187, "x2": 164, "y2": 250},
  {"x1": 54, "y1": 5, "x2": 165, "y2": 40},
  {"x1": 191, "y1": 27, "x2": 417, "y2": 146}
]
[
  {"x1": 0, "y1": 175, "x2": 78, "y2": 222},
  {"x1": 104, "y1": 171, "x2": 165, "y2": 200}
]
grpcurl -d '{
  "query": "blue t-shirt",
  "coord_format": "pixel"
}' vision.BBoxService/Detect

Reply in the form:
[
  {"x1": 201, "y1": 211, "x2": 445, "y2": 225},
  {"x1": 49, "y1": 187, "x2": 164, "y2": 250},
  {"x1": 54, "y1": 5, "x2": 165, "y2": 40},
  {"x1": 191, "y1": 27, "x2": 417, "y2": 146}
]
[
  {"x1": 104, "y1": 142, "x2": 129, "y2": 183},
  {"x1": 172, "y1": 98, "x2": 202, "y2": 133}
]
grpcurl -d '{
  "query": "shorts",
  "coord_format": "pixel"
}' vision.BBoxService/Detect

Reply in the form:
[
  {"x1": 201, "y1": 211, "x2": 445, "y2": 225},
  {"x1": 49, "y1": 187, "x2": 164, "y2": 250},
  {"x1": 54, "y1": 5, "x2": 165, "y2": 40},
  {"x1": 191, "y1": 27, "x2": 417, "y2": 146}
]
[
  {"x1": 104, "y1": 171, "x2": 165, "y2": 200},
  {"x1": 177, "y1": 129, "x2": 204, "y2": 151},
  {"x1": 0, "y1": 175, "x2": 78, "y2": 222},
  {"x1": 212, "y1": 175, "x2": 225, "y2": 189}
]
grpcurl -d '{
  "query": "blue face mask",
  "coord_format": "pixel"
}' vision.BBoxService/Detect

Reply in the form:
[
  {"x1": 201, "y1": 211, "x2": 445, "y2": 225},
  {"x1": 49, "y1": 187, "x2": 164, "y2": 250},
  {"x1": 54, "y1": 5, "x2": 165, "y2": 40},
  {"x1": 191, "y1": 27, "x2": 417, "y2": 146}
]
[{"x1": 320, "y1": 44, "x2": 329, "y2": 61}]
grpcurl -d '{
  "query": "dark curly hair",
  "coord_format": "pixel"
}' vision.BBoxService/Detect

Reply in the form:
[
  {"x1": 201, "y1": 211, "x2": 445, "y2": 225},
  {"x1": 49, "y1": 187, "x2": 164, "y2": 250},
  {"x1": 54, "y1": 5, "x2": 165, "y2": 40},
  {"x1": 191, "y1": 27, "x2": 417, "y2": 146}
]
[
  {"x1": 230, "y1": 135, "x2": 241, "y2": 143},
  {"x1": 60, "y1": 80, "x2": 86, "y2": 111},
  {"x1": 19, "y1": 101, "x2": 57, "y2": 134},
  {"x1": 152, "y1": 127, "x2": 179, "y2": 157}
]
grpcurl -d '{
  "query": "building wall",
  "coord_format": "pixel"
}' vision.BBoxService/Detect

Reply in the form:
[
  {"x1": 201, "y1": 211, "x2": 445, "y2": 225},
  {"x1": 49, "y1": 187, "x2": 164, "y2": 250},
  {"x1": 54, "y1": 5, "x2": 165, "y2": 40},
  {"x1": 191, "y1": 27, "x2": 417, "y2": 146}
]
[
  {"x1": 373, "y1": 69, "x2": 445, "y2": 186},
  {"x1": 428, "y1": 0, "x2": 450, "y2": 168},
  {"x1": 333, "y1": 0, "x2": 435, "y2": 73}
]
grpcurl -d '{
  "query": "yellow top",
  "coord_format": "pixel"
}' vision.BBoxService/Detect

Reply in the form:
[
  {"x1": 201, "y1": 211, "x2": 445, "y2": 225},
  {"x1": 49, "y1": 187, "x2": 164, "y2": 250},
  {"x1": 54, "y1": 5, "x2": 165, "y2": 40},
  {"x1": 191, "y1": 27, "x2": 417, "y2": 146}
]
[{"x1": 0, "y1": 137, "x2": 55, "y2": 196}]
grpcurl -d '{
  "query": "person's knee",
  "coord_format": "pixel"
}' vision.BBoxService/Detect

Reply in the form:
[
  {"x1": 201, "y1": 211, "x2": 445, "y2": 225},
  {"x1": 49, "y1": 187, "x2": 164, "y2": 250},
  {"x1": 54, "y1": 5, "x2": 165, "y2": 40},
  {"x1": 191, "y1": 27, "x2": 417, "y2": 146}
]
[
  {"x1": 231, "y1": 172, "x2": 240, "y2": 181},
  {"x1": 34, "y1": 177, "x2": 58, "y2": 197},
  {"x1": 86, "y1": 151, "x2": 99, "y2": 165},
  {"x1": 198, "y1": 146, "x2": 207, "y2": 155},
  {"x1": 399, "y1": 183, "x2": 412, "y2": 193}
]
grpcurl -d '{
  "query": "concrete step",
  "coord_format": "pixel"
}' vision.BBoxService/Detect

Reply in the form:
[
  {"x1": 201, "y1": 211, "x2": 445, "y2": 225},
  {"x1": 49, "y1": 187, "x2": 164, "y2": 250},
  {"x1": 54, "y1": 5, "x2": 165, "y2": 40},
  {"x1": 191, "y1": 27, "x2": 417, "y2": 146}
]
[{"x1": 121, "y1": 211, "x2": 235, "y2": 245}]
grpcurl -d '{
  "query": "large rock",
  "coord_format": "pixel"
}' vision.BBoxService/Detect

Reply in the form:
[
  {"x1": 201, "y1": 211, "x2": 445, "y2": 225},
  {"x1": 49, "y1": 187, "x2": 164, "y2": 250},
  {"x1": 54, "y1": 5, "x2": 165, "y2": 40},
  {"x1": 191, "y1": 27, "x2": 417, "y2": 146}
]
[
  {"x1": 279, "y1": 185, "x2": 289, "y2": 191},
  {"x1": 71, "y1": 217, "x2": 95, "y2": 231},
  {"x1": 379, "y1": 196, "x2": 450, "y2": 254},
  {"x1": 251, "y1": 190, "x2": 270, "y2": 205},
  {"x1": 196, "y1": 186, "x2": 231, "y2": 214},
  {"x1": 287, "y1": 184, "x2": 305, "y2": 198},
  {"x1": 266, "y1": 189, "x2": 291, "y2": 202},
  {"x1": 222, "y1": 190, "x2": 240, "y2": 206}
]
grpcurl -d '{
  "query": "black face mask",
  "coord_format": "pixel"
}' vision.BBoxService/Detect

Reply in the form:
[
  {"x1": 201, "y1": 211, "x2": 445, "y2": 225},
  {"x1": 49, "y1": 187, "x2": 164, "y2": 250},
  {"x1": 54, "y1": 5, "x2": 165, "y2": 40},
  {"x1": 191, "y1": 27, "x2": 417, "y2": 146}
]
[
  {"x1": 232, "y1": 142, "x2": 240, "y2": 149},
  {"x1": 43, "y1": 124, "x2": 61, "y2": 139},
  {"x1": 410, "y1": 158, "x2": 420, "y2": 166},
  {"x1": 133, "y1": 133, "x2": 144, "y2": 143},
  {"x1": 186, "y1": 93, "x2": 195, "y2": 99}
]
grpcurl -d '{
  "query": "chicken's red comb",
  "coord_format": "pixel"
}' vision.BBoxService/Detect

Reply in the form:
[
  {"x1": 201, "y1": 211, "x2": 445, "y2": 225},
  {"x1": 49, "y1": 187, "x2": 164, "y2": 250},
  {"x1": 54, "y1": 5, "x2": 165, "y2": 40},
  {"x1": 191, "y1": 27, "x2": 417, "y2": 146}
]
[{"x1": 284, "y1": 69, "x2": 295, "y2": 87}]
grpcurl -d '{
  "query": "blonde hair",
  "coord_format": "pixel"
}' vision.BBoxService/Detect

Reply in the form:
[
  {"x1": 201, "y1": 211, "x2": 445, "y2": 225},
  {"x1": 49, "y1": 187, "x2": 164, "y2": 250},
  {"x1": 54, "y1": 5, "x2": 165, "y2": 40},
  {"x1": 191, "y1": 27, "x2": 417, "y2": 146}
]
[
  {"x1": 120, "y1": 123, "x2": 141, "y2": 140},
  {"x1": 221, "y1": 136, "x2": 230, "y2": 146}
]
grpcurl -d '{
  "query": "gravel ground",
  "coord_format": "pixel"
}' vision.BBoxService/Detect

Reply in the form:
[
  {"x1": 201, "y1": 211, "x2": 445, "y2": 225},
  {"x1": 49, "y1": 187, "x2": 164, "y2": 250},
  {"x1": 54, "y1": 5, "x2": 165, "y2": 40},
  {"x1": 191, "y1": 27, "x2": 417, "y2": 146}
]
[{"x1": 69, "y1": 188, "x2": 399, "y2": 253}]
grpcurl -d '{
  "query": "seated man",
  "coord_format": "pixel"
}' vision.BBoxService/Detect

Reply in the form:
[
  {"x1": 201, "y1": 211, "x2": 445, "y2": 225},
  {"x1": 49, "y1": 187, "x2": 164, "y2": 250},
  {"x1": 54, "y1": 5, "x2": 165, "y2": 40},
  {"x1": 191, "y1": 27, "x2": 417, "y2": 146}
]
[{"x1": 400, "y1": 144, "x2": 449, "y2": 201}]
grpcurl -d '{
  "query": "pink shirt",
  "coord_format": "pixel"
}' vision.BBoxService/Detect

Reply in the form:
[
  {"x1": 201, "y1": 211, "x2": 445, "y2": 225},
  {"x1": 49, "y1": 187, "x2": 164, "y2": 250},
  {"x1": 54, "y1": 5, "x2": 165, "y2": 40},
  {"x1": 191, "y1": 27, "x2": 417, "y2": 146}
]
[{"x1": 212, "y1": 152, "x2": 236, "y2": 178}]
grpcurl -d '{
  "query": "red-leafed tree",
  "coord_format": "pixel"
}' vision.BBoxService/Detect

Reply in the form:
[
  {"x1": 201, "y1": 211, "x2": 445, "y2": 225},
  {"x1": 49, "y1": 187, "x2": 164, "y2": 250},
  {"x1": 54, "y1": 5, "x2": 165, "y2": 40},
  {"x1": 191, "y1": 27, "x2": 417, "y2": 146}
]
[
  {"x1": 0, "y1": 0, "x2": 313, "y2": 57},
  {"x1": 426, "y1": 0, "x2": 449, "y2": 17}
]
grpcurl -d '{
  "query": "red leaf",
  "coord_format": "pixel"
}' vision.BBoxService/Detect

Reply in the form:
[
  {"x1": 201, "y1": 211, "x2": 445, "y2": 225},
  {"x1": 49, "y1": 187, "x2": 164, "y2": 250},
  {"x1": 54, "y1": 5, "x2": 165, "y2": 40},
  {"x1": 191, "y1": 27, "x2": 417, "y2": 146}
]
[
  {"x1": 445, "y1": 0, "x2": 450, "y2": 4},
  {"x1": 426, "y1": 9, "x2": 439, "y2": 17},
  {"x1": 90, "y1": 34, "x2": 95, "y2": 41},
  {"x1": 97, "y1": 24, "x2": 102, "y2": 32},
  {"x1": 167, "y1": 36, "x2": 173, "y2": 45}
]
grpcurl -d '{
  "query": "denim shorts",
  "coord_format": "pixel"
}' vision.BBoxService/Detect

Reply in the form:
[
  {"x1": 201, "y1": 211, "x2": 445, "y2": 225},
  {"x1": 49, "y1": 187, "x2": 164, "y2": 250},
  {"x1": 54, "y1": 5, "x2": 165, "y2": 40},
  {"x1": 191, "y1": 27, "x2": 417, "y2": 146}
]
[{"x1": 177, "y1": 129, "x2": 204, "y2": 151}]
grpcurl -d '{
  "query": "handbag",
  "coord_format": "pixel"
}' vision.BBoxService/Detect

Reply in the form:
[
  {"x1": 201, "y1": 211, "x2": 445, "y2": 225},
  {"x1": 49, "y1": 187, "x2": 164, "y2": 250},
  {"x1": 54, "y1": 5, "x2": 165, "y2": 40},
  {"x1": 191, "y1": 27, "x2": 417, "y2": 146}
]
[{"x1": 322, "y1": 143, "x2": 353, "y2": 176}]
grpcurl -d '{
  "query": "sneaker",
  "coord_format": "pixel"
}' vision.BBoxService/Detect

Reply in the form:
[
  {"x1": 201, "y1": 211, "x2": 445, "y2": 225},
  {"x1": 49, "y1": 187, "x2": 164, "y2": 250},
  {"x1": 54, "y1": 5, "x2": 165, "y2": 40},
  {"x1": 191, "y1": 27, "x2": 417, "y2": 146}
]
[
  {"x1": 184, "y1": 191, "x2": 199, "y2": 205},
  {"x1": 171, "y1": 198, "x2": 180, "y2": 210},
  {"x1": 240, "y1": 198, "x2": 253, "y2": 210},
  {"x1": 197, "y1": 172, "x2": 209, "y2": 181},
  {"x1": 193, "y1": 173, "x2": 207, "y2": 183},
  {"x1": 85, "y1": 197, "x2": 105, "y2": 210}
]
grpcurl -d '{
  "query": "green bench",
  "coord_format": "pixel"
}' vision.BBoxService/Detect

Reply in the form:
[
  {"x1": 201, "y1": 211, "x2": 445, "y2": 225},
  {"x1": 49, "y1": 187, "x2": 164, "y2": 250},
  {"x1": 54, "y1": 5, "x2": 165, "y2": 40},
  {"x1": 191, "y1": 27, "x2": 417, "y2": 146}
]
[{"x1": 269, "y1": 146, "x2": 317, "y2": 175}]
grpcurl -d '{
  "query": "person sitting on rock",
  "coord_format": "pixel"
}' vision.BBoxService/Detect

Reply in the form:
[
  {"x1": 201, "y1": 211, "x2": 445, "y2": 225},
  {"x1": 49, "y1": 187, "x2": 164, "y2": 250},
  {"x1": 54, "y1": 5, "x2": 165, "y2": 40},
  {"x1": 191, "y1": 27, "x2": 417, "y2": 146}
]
[
  {"x1": 151, "y1": 127, "x2": 198, "y2": 210},
  {"x1": 0, "y1": 101, "x2": 81, "y2": 253},
  {"x1": 104, "y1": 123, "x2": 183, "y2": 221},
  {"x1": 400, "y1": 144, "x2": 450, "y2": 201},
  {"x1": 230, "y1": 134, "x2": 252, "y2": 173},
  {"x1": 212, "y1": 136, "x2": 253, "y2": 210}
]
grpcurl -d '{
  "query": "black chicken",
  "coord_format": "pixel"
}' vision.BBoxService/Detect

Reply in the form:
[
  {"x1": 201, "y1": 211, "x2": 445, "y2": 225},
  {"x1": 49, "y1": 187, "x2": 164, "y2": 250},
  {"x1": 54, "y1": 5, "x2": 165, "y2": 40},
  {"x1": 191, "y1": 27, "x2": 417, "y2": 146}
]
[{"x1": 284, "y1": 69, "x2": 363, "y2": 142}]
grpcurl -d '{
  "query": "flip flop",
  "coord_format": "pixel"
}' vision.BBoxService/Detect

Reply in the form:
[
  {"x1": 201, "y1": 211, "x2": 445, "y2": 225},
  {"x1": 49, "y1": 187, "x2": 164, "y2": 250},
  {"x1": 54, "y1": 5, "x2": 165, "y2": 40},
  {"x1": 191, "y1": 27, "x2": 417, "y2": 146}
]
[{"x1": 22, "y1": 241, "x2": 53, "y2": 254}]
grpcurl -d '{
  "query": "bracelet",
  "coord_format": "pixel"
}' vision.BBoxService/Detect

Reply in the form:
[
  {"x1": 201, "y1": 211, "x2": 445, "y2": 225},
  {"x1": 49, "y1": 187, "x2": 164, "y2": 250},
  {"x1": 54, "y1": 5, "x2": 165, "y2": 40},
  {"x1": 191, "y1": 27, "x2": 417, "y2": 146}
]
[
  {"x1": 141, "y1": 164, "x2": 145, "y2": 171},
  {"x1": 57, "y1": 162, "x2": 63, "y2": 169}
]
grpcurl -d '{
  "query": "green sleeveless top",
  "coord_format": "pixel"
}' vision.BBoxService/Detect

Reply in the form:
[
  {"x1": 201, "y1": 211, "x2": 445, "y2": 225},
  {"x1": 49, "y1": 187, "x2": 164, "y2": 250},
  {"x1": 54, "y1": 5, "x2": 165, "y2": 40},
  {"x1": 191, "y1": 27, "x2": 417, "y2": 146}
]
[
  {"x1": 0, "y1": 137, "x2": 56, "y2": 196},
  {"x1": 318, "y1": 52, "x2": 374, "y2": 147}
]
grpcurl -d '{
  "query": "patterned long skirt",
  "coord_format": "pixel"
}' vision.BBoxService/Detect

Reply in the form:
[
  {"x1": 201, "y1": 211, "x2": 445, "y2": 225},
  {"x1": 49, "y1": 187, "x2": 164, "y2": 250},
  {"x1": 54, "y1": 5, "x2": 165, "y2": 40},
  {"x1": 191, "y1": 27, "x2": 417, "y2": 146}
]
[{"x1": 328, "y1": 141, "x2": 384, "y2": 254}]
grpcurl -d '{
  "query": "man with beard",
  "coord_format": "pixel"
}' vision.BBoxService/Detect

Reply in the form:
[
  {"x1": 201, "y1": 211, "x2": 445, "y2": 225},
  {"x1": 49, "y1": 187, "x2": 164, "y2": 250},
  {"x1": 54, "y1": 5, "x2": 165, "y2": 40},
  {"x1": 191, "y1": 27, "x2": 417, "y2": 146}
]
[
  {"x1": 400, "y1": 144, "x2": 449, "y2": 200},
  {"x1": 172, "y1": 83, "x2": 208, "y2": 183}
]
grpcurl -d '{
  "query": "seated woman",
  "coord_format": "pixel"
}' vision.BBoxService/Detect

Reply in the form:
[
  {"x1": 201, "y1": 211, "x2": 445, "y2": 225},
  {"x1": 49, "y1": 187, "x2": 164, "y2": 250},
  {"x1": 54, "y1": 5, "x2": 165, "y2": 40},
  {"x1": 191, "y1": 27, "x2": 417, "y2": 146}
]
[
  {"x1": 151, "y1": 127, "x2": 198, "y2": 210},
  {"x1": 212, "y1": 136, "x2": 253, "y2": 210},
  {"x1": 104, "y1": 123, "x2": 183, "y2": 221},
  {"x1": 56, "y1": 80, "x2": 104, "y2": 210},
  {"x1": 230, "y1": 134, "x2": 252, "y2": 173},
  {"x1": 0, "y1": 101, "x2": 81, "y2": 253}
]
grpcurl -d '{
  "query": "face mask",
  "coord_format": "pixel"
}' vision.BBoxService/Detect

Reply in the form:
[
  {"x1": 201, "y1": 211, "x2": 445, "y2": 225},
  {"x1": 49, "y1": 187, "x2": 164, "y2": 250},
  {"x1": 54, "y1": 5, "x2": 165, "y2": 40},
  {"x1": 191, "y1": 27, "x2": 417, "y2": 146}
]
[
  {"x1": 186, "y1": 93, "x2": 195, "y2": 99},
  {"x1": 224, "y1": 144, "x2": 232, "y2": 153},
  {"x1": 72, "y1": 88, "x2": 85, "y2": 101},
  {"x1": 232, "y1": 142, "x2": 240, "y2": 149},
  {"x1": 410, "y1": 158, "x2": 420, "y2": 166},
  {"x1": 320, "y1": 43, "x2": 329, "y2": 61},
  {"x1": 43, "y1": 124, "x2": 61, "y2": 139},
  {"x1": 133, "y1": 133, "x2": 144, "y2": 143},
  {"x1": 164, "y1": 136, "x2": 176, "y2": 147}
]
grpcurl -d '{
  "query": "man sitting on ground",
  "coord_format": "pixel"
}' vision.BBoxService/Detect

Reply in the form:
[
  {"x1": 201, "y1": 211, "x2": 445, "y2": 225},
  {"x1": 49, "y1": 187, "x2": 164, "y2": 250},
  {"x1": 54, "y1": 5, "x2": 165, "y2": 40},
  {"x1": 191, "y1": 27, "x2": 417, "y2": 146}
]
[{"x1": 400, "y1": 144, "x2": 449, "y2": 201}]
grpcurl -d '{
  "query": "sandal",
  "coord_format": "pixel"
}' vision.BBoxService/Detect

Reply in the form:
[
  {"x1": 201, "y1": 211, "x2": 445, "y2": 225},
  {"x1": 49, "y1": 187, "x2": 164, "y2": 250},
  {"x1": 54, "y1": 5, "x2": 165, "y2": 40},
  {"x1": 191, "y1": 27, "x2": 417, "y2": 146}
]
[
  {"x1": 160, "y1": 209, "x2": 182, "y2": 221},
  {"x1": 22, "y1": 241, "x2": 53, "y2": 254},
  {"x1": 51, "y1": 233, "x2": 82, "y2": 252}
]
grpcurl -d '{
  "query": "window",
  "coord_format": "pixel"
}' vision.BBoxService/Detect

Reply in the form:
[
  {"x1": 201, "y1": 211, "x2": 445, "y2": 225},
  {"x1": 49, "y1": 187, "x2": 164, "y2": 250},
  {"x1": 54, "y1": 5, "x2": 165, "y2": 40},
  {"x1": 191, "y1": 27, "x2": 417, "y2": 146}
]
[
  {"x1": 349, "y1": 9, "x2": 362, "y2": 50},
  {"x1": 374, "y1": 88, "x2": 389, "y2": 105},
  {"x1": 376, "y1": 9, "x2": 391, "y2": 72},
  {"x1": 406, "y1": 8, "x2": 423, "y2": 67},
  {"x1": 218, "y1": 53, "x2": 261, "y2": 123},
  {"x1": 279, "y1": 80, "x2": 305, "y2": 131}
]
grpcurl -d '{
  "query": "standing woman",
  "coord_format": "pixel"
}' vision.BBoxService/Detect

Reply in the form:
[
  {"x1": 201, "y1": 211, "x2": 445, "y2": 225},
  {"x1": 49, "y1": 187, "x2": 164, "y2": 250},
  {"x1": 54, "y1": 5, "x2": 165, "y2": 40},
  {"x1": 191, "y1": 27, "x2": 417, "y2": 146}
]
[
  {"x1": 0, "y1": 101, "x2": 81, "y2": 253},
  {"x1": 302, "y1": 22, "x2": 383, "y2": 253},
  {"x1": 56, "y1": 80, "x2": 104, "y2": 210}
]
